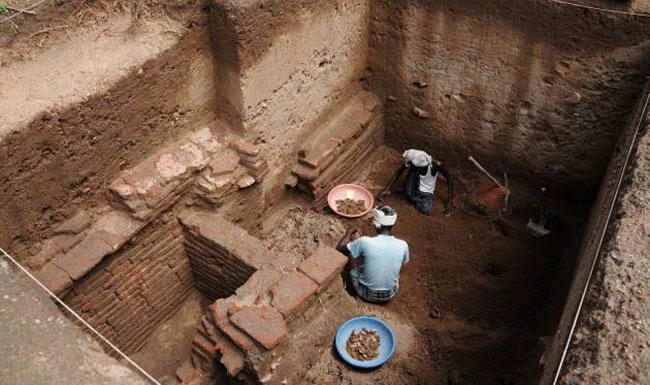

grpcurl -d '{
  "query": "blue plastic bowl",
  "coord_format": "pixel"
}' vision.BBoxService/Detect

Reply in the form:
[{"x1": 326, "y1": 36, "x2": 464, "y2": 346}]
[{"x1": 335, "y1": 316, "x2": 396, "y2": 369}]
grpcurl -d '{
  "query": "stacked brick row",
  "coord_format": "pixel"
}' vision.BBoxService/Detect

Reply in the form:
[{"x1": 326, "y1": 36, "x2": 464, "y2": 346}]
[
  {"x1": 179, "y1": 211, "x2": 271, "y2": 301},
  {"x1": 107, "y1": 127, "x2": 222, "y2": 221},
  {"x1": 175, "y1": 245, "x2": 349, "y2": 385},
  {"x1": 288, "y1": 91, "x2": 383, "y2": 208},
  {"x1": 231, "y1": 140, "x2": 269, "y2": 182},
  {"x1": 29, "y1": 208, "x2": 145, "y2": 297},
  {"x1": 193, "y1": 148, "x2": 260, "y2": 207},
  {"x1": 63, "y1": 219, "x2": 194, "y2": 354}
]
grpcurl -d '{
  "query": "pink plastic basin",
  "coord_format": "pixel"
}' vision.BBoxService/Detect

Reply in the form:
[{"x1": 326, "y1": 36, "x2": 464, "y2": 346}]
[{"x1": 327, "y1": 184, "x2": 374, "y2": 218}]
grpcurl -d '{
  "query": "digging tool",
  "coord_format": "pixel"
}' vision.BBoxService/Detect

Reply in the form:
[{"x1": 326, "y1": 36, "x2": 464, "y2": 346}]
[
  {"x1": 527, "y1": 187, "x2": 551, "y2": 237},
  {"x1": 468, "y1": 156, "x2": 511, "y2": 211},
  {"x1": 468, "y1": 156, "x2": 505, "y2": 189}
]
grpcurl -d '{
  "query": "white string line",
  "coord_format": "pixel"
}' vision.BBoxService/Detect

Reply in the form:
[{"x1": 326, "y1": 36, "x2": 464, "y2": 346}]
[
  {"x1": 0, "y1": 0, "x2": 47, "y2": 25},
  {"x1": 548, "y1": 0, "x2": 650, "y2": 17},
  {"x1": 0, "y1": 247, "x2": 162, "y2": 385},
  {"x1": 551, "y1": 88, "x2": 650, "y2": 385}
]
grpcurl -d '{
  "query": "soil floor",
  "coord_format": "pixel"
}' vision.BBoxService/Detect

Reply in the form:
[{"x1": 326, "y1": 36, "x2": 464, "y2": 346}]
[
  {"x1": 268, "y1": 147, "x2": 578, "y2": 385},
  {"x1": 130, "y1": 290, "x2": 208, "y2": 381},
  {"x1": 121, "y1": 147, "x2": 578, "y2": 385}
]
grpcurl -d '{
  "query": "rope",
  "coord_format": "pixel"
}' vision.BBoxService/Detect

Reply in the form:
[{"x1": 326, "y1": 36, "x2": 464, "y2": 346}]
[
  {"x1": 0, "y1": 247, "x2": 162, "y2": 385},
  {"x1": 548, "y1": 0, "x2": 650, "y2": 17},
  {"x1": 551, "y1": 88, "x2": 650, "y2": 384}
]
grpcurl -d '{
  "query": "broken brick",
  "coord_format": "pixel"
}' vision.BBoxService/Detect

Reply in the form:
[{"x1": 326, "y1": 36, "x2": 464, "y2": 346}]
[
  {"x1": 298, "y1": 247, "x2": 348, "y2": 286},
  {"x1": 155, "y1": 153, "x2": 187, "y2": 181},
  {"x1": 188, "y1": 127, "x2": 221, "y2": 154},
  {"x1": 229, "y1": 305, "x2": 288, "y2": 350},
  {"x1": 363, "y1": 94, "x2": 380, "y2": 111},
  {"x1": 209, "y1": 151, "x2": 240, "y2": 176},
  {"x1": 34, "y1": 262, "x2": 73, "y2": 295},
  {"x1": 26, "y1": 239, "x2": 63, "y2": 270},
  {"x1": 237, "y1": 175, "x2": 256, "y2": 189},
  {"x1": 192, "y1": 334, "x2": 216, "y2": 357},
  {"x1": 292, "y1": 164, "x2": 320, "y2": 181},
  {"x1": 93, "y1": 210, "x2": 142, "y2": 250},
  {"x1": 231, "y1": 139, "x2": 260, "y2": 156},
  {"x1": 270, "y1": 272, "x2": 318, "y2": 318},
  {"x1": 54, "y1": 211, "x2": 92, "y2": 235},
  {"x1": 215, "y1": 333, "x2": 246, "y2": 376},
  {"x1": 53, "y1": 231, "x2": 114, "y2": 281},
  {"x1": 234, "y1": 267, "x2": 283, "y2": 302},
  {"x1": 210, "y1": 300, "x2": 255, "y2": 349}
]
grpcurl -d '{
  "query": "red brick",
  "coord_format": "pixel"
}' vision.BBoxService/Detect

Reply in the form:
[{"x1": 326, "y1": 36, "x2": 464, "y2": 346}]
[
  {"x1": 173, "y1": 142, "x2": 207, "y2": 171},
  {"x1": 231, "y1": 139, "x2": 260, "y2": 156},
  {"x1": 209, "y1": 151, "x2": 240, "y2": 176},
  {"x1": 26, "y1": 239, "x2": 63, "y2": 270},
  {"x1": 236, "y1": 175, "x2": 255, "y2": 189},
  {"x1": 363, "y1": 93, "x2": 380, "y2": 111},
  {"x1": 51, "y1": 233, "x2": 85, "y2": 253},
  {"x1": 298, "y1": 247, "x2": 348, "y2": 286},
  {"x1": 34, "y1": 262, "x2": 73, "y2": 295},
  {"x1": 270, "y1": 272, "x2": 318, "y2": 318},
  {"x1": 188, "y1": 127, "x2": 220, "y2": 155},
  {"x1": 229, "y1": 305, "x2": 288, "y2": 350},
  {"x1": 179, "y1": 211, "x2": 270, "y2": 270},
  {"x1": 93, "y1": 211, "x2": 144, "y2": 242},
  {"x1": 359, "y1": 109, "x2": 374, "y2": 128},
  {"x1": 155, "y1": 153, "x2": 187, "y2": 181},
  {"x1": 54, "y1": 211, "x2": 92, "y2": 235},
  {"x1": 210, "y1": 300, "x2": 254, "y2": 350},
  {"x1": 53, "y1": 231, "x2": 114, "y2": 280},
  {"x1": 215, "y1": 333, "x2": 246, "y2": 376},
  {"x1": 192, "y1": 334, "x2": 216, "y2": 357},
  {"x1": 292, "y1": 163, "x2": 320, "y2": 181},
  {"x1": 234, "y1": 267, "x2": 283, "y2": 301}
]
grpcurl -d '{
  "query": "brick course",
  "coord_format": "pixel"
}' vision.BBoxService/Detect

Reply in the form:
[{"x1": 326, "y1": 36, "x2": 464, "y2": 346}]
[
  {"x1": 298, "y1": 247, "x2": 348, "y2": 286},
  {"x1": 180, "y1": 246, "x2": 350, "y2": 383},
  {"x1": 64, "y1": 220, "x2": 193, "y2": 355}
]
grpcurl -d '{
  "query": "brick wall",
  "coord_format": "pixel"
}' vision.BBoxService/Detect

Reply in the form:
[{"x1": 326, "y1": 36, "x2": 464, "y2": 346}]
[
  {"x1": 64, "y1": 218, "x2": 194, "y2": 354},
  {"x1": 179, "y1": 210, "x2": 272, "y2": 301},
  {"x1": 175, "y1": 246, "x2": 350, "y2": 385}
]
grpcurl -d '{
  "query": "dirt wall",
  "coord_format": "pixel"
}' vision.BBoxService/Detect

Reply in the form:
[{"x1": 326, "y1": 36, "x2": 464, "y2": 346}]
[
  {"x1": 209, "y1": 0, "x2": 371, "y2": 170},
  {"x1": 540, "y1": 82, "x2": 650, "y2": 384},
  {"x1": 0, "y1": 26, "x2": 217, "y2": 258},
  {"x1": 368, "y1": 0, "x2": 650, "y2": 197}
]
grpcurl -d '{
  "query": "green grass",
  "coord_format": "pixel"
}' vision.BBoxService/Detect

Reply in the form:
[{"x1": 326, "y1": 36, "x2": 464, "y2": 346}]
[{"x1": 0, "y1": 1, "x2": 9, "y2": 14}]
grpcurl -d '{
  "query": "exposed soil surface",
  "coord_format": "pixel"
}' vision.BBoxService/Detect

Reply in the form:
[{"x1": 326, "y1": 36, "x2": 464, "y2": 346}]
[
  {"x1": 293, "y1": 147, "x2": 579, "y2": 385},
  {"x1": 129, "y1": 290, "x2": 208, "y2": 380},
  {"x1": 336, "y1": 198, "x2": 367, "y2": 216}
]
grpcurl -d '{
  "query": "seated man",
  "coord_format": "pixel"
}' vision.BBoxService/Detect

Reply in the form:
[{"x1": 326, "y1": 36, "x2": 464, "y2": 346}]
[
  {"x1": 377, "y1": 149, "x2": 454, "y2": 216},
  {"x1": 336, "y1": 205, "x2": 409, "y2": 303}
]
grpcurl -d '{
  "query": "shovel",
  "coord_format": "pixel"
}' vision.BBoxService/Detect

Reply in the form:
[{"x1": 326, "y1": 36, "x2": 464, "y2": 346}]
[{"x1": 527, "y1": 187, "x2": 551, "y2": 237}]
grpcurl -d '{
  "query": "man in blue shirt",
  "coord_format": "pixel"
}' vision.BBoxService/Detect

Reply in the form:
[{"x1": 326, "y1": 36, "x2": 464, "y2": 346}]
[{"x1": 336, "y1": 205, "x2": 409, "y2": 303}]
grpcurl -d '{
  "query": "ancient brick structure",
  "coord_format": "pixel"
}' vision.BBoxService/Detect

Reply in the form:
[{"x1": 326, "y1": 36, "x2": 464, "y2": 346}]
[{"x1": 175, "y1": 245, "x2": 350, "y2": 385}]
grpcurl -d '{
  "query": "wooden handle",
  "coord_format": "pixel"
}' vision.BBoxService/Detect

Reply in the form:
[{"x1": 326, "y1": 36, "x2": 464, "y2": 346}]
[{"x1": 468, "y1": 156, "x2": 505, "y2": 189}]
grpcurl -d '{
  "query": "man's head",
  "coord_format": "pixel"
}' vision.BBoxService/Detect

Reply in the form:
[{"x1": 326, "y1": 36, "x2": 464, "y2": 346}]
[{"x1": 372, "y1": 205, "x2": 397, "y2": 233}]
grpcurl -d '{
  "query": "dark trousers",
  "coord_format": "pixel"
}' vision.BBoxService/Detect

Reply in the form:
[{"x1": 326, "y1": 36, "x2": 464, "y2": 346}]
[{"x1": 404, "y1": 168, "x2": 434, "y2": 215}]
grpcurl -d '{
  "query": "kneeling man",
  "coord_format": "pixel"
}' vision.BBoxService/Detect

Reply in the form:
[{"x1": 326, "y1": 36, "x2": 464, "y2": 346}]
[{"x1": 336, "y1": 206, "x2": 409, "y2": 303}]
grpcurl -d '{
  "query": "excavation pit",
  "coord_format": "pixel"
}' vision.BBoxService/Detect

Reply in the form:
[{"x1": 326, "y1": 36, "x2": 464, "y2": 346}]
[{"x1": 2, "y1": 1, "x2": 650, "y2": 385}]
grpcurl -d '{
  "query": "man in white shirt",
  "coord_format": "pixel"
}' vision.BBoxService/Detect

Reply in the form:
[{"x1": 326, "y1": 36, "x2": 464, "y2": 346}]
[
  {"x1": 336, "y1": 206, "x2": 409, "y2": 303},
  {"x1": 377, "y1": 149, "x2": 454, "y2": 216}
]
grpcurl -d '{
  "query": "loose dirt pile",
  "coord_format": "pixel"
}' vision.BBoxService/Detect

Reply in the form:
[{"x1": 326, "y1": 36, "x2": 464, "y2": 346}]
[
  {"x1": 346, "y1": 328, "x2": 381, "y2": 361},
  {"x1": 336, "y1": 198, "x2": 367, "y2": 215}
]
